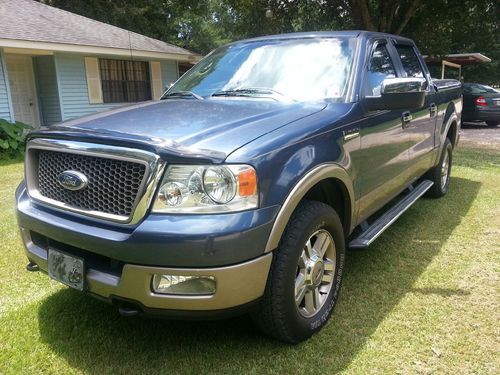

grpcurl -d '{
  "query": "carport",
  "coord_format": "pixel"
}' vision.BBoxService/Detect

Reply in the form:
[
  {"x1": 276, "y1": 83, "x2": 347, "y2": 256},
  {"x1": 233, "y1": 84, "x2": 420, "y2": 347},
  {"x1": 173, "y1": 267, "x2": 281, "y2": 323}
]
[{"x1": 424, "y1": 53, "x2": 491, "y2": 79}]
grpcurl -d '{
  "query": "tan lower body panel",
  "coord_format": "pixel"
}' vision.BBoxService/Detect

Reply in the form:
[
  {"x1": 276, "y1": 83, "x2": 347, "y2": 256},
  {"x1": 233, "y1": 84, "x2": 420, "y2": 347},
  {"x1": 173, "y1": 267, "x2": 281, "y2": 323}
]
[{"x1": 21, "y1": 228, "x2": 272, "y2": 311}]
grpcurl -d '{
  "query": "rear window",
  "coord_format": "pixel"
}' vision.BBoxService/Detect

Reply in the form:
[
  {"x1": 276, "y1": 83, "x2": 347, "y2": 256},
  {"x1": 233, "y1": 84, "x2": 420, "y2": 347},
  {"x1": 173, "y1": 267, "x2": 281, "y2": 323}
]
[
  {"x1": 395, "y1": 45, "x2": 424, "y2": 78},
  {"x1": 463, "y1": 84, "x2": 499, "y2": 94}
]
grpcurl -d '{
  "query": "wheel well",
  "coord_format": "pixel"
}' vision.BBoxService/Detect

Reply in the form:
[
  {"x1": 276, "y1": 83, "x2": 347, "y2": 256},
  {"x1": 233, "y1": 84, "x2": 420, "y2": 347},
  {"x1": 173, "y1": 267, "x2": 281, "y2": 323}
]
[
  {"x1": 446, "y1": 120, "x2": 457, "y2": 148},
  {"x1": 301, "y1": 178, "x2": 351, "y2": 235}
]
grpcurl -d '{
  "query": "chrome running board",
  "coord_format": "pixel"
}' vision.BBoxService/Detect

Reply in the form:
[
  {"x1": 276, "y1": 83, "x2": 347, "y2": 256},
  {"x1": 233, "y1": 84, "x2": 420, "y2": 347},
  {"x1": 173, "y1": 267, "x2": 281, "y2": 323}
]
[{"x1": 349, "y1": 180, "x2": 434, "y2": 249}]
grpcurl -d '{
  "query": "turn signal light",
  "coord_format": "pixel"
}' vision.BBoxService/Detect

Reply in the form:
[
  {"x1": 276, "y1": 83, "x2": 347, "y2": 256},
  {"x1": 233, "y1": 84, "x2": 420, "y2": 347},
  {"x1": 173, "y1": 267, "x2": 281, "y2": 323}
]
[{"x1": 238, "y1": 168, "x2": 257, "y2": 197}]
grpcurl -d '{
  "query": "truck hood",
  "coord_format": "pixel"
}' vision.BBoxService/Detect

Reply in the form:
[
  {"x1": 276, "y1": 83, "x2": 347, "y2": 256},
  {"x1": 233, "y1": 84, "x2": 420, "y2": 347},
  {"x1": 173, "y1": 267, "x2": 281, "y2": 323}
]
[{"x1": 34, "y1": 99, "x2": 327, "y2": 162}]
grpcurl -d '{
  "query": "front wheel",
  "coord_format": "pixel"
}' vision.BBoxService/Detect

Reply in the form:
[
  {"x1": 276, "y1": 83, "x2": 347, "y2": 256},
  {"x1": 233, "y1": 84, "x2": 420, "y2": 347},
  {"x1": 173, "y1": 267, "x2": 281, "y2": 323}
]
[
  {"x1": 426, "y1": 138, "x2": 453, "y2": 198},
  {"x1": 251, "y1": 201, "x2": 345, "y2": 343},
  {"x1": 486, "y1": 121, "x2": 499, "y2": 127}
]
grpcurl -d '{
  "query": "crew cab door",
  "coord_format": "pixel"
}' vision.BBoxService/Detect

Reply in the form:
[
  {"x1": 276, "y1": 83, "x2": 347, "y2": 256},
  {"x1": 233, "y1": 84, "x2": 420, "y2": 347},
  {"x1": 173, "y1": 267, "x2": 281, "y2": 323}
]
[
  {"x1": 393, "y1": 43, "x2": 437, "y2": 178},
  {"x1": 356, "y1": 40, "x2": 411, "y2": 221}
]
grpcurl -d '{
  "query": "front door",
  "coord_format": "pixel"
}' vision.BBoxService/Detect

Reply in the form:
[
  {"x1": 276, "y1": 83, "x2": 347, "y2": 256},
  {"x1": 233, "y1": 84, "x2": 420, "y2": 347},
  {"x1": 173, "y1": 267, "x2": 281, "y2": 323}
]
[
  {"x1": 357, "y1": 41, "x2": 410, "y2": 221},
  {"x1": 6, "y1": 55, "x2": 40, "y2": 126}
]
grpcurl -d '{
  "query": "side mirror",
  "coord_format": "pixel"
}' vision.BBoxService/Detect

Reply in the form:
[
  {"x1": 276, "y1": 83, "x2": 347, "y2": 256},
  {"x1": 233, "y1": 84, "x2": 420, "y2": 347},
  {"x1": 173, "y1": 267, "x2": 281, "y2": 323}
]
[{"x1": 365, "y1": 78, "x2": 427, "y2": 111}]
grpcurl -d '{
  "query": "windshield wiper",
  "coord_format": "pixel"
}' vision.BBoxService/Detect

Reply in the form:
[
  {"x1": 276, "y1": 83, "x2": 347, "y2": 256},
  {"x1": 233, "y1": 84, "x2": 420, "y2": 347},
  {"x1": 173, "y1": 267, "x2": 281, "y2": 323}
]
[
  {"x1": 162, "y1": 91, "x2": 204, "y2": 100},
  {"x1": 211, "y1": 87, "x2": 292, "y2": 101}
]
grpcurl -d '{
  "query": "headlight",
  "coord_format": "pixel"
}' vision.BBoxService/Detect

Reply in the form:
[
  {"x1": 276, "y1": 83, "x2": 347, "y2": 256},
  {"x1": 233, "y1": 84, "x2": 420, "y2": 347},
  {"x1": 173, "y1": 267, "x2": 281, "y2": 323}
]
[{"x1": 152, "y1": 164, "x2": 258, "y2": 213}]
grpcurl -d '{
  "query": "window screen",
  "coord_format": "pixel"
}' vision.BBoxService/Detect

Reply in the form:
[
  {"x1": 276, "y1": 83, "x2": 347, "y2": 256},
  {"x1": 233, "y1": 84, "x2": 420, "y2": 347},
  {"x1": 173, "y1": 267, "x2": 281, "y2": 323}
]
[
  {"x1": 99, "y1": 59, "x2": 152, "y2": 103},
  {"x1": 395, "y1": 45, "x2": 424, "y2": 78}
]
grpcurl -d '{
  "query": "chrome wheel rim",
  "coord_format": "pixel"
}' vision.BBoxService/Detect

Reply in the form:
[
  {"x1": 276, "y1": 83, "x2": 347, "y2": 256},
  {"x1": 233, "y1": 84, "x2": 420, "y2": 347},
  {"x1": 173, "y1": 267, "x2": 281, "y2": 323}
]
[
  {"x1": 295, "y1": 229, "x2": 336, "y2": 318},
  {"x1": 441, "y1": 149, "x2": 450, "y2": 190}
]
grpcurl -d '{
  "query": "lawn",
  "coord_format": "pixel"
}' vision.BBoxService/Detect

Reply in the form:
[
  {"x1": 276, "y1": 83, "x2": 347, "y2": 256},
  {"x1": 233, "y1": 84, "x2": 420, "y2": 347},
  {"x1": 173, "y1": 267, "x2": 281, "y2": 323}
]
[{"x1": 0, "y1": 145, "x2": 498, "y2": 374}]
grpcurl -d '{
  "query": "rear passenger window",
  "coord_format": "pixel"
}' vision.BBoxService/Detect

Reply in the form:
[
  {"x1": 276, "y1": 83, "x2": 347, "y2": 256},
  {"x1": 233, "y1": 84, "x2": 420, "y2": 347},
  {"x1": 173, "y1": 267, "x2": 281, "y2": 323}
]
[
  {"x1": 365, "y1": 44, "x2": 396, "y2": 96},
  {"x1": 395, "y1": 45, "x2": 424, "y2": 78}
]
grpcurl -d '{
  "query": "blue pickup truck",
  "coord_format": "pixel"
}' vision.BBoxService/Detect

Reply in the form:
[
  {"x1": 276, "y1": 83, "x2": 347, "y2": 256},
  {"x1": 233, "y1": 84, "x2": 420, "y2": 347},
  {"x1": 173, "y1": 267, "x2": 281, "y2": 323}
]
[{"x1": 16, "y1": 31, "x2": 462, "y2": 343}]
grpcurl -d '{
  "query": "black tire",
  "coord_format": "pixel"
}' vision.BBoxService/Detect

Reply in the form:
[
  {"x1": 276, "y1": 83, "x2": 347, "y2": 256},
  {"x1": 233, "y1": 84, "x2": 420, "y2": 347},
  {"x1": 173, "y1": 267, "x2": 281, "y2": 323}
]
[
  {"x1": 251, "y1": 201, "x2": 345, "y2": 343},
  {"x1": 426, "y1": 138, "x2": 453, "y2": 198},
  {"x1": 486, "y1": 121, "x2": 499, "y2": 127}
]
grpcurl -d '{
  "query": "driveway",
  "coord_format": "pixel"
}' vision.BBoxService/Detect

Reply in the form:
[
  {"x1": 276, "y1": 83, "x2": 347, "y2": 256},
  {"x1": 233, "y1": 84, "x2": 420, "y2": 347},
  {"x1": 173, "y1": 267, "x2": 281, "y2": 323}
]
[{"x1": 460, "y1": 122, "x2": 500, "y2": 148}]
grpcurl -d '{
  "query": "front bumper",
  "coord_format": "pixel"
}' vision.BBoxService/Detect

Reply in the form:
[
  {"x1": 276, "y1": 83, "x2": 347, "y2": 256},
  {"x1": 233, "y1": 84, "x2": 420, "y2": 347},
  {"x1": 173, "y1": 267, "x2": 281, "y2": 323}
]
[
  {"x1": 21, "y1": 227, "x2": 272, "y2": 312},
  {"x1": 16, "y1": 183, "x2": 279, "y2": 267},
  {"x1": 16, "y1": 182, "x2": 278, "y2": 312}
]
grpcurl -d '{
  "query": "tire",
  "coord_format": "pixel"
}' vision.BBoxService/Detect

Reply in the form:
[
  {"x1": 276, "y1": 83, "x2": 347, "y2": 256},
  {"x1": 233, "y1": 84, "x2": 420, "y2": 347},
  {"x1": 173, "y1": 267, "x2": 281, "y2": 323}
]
[
  {"x1": 486, "y1": 121, "x2": 499, "y2": 127},
  {"x1": 251, "y1": 201, "x2": 345, "y2": 343},
  {"x1": 426, "y1": 138, "x2": 453, "y2": 198}
]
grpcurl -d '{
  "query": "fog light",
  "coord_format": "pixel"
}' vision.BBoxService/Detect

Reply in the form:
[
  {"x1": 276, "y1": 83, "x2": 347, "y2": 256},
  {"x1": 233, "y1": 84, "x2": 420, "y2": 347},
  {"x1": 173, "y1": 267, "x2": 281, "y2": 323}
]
[{"x1": 152, "y1": 274, "x2": 216, "y2": 295}]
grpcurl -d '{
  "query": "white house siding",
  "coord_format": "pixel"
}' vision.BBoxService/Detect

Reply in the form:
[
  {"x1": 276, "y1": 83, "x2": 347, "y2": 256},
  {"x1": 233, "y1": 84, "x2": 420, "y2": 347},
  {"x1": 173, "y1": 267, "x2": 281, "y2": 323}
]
[
  {"x1": 55, "y1": 53, "x2": 181, "y2": 122},
  {"x1": 33, "y1": 55, "x2": 62, "y2": 125},
  {"x1": 0, "y1": 50, "x2": 13, "y2": 122}
]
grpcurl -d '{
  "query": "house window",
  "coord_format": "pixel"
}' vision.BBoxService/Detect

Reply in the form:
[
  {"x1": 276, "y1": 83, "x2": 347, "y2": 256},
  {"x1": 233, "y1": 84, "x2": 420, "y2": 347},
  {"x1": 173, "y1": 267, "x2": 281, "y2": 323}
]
[
  {"x1": 99, "y1": 59, "x2": 152, "y2": 103},
  {"x1": 178, "y1": 63, "x2": 194, "y2": 77}
]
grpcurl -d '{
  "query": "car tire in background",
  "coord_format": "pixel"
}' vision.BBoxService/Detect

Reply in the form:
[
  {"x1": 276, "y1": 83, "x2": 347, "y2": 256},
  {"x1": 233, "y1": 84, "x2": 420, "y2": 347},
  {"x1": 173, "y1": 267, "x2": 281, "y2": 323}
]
[{"x1": 251, "y1": 201, "x2": 345, "y2": 343}]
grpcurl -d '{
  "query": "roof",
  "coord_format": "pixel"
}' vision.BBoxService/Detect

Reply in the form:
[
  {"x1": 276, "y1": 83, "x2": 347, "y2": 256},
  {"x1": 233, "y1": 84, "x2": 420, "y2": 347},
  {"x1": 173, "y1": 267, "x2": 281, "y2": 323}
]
[
  {"x1": 425, "y1": 53, "x2": 491, "y2": 66},
  {"x1": 0, "y1": 0, "x2": 198, "y2": 60},
  {"x1": 234, "y1": 30, "x2": 414, "y2": 45}
]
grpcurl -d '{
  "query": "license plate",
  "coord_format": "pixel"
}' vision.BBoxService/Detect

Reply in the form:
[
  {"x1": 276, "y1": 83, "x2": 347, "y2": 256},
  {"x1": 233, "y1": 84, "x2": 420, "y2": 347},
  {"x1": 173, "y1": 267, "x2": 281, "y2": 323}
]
[{"x1": 48, "y1": 249, "x2": 85, "y2": 291}]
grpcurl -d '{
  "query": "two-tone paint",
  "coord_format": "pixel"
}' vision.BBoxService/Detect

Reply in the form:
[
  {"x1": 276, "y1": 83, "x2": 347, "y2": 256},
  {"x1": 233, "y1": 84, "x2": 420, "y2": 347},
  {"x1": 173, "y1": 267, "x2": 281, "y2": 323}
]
[{"x1": 16, "y1": 31, "x2": 462, "y2": 314}]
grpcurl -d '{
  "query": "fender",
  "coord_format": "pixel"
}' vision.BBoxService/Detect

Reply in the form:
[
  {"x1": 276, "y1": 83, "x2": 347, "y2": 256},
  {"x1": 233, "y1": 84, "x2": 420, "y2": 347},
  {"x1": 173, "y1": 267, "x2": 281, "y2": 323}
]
[
  {"x1": 265, "y1": 163, "x2": 355, "y2": 252},
  {"x1": 435, "y1": 111, "x2": 459, "y2": 165}
]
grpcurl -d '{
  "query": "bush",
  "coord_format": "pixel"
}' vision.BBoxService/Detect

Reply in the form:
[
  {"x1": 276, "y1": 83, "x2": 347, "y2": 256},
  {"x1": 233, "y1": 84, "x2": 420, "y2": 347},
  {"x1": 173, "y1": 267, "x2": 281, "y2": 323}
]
[{"x1": 0, "y1": 119, "x2": 32, "y2": 157}]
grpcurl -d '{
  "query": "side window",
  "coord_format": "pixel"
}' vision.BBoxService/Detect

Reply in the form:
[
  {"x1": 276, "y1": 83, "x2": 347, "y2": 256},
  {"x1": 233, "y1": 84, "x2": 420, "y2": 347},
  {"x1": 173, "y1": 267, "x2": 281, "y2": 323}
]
[
  {"x1": 395, "y1": 45, "x2": 424, "y2": 78},
  {"x1": 365, "y1": 44, "x2": 396, "y2": 96}
]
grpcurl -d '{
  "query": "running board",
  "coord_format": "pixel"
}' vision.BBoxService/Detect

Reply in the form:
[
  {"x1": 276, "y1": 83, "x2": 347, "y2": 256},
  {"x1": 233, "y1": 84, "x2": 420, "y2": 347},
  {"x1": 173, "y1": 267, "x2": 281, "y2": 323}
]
[{"x1": 349, "y1": 180, "x2": 434, "y2": 249}]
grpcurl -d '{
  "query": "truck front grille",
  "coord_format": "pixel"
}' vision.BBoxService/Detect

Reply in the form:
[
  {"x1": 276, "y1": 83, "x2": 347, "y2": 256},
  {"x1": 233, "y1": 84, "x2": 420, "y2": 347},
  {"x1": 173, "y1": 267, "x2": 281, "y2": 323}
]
[
  {"x1": 37, "y1": 150, "x2": 146, "y2": 217},
  {"x1": 24, "y1": 139, "x2": 164, "y2": 224}
]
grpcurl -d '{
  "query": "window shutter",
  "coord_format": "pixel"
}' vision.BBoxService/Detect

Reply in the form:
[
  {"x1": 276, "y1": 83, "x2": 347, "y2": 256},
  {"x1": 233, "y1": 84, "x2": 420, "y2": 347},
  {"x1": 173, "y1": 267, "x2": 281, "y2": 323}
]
[
  {"x1": 150, "y1": 61, "x2": 163, "y2": 100},
  {"x1": 84, "y1": 57, "x2": 103, "y2": 104}
]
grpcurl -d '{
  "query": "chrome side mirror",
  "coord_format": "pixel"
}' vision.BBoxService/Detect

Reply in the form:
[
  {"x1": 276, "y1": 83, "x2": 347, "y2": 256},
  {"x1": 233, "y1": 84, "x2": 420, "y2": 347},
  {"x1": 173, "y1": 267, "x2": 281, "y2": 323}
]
[
  {"x1": 381, "y1": 78, "x2": 427, "y2": 94},
  {"x1": 366, "y1": 78, "x2": 427, "y2": 111}
]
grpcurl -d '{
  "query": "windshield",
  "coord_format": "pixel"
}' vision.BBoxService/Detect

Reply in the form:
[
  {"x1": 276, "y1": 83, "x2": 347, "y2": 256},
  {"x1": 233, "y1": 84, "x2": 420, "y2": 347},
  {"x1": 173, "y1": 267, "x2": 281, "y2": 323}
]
[
  {"x1": 164, "y1": 37, "x2": 356, "y2": 102},
  {"x1": 463, "y1": 84, "x2": 499, "y2": 94}
]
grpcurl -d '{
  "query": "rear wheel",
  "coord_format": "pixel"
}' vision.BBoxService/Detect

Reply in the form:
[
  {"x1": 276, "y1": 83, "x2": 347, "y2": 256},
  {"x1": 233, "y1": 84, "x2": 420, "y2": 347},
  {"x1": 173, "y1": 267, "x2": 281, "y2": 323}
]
[
  {"x1": 426, "y1": 138, "x2": 453, "y2": 198},
  {"x1": 486, "y1": 121, "x2": 499, "y2": 127},
  {"x1": 251, "y1": 201, "x2": 345, "y2": 343}
]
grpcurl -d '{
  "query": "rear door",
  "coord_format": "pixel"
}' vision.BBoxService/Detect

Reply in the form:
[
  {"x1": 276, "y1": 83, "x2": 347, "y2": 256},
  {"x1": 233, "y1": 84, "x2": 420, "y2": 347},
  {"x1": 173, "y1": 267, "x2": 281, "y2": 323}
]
[{"x1": 392, "y1": 43, "x2": 437, "y2": 178}]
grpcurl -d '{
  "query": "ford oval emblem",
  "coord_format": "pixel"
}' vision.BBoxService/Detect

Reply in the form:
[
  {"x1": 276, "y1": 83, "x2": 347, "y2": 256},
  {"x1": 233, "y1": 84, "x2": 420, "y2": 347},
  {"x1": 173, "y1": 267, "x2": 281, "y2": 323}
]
[{"x1": 57, "y1": 170, "x2": 89, "y2": 191}]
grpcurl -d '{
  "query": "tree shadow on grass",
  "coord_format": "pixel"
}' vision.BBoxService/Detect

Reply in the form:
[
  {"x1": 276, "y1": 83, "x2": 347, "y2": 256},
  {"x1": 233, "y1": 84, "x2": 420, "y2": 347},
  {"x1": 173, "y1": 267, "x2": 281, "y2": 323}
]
[{"x1": 37, "y1": 176, "x2": 480, "y2": 374}]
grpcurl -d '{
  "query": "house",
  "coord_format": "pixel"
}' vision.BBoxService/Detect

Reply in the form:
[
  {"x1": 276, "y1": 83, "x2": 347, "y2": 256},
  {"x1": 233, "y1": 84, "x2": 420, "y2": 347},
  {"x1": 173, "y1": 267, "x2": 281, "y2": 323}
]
[{"x1": 0, "y1": 0, "x2": 200, "y2": 127}]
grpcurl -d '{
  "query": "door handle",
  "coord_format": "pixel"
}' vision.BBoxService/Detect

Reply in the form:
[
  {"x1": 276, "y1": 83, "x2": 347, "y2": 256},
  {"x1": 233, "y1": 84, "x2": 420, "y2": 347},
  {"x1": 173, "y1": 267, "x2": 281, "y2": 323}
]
[
  {"x1": 343, "y1": 128, "x2": 360, "y2": 141},
  {"x1": 402, "y1": 111, "x2": 412, "y2": 128},
  {"x1": 429, "y1": 103, "x2": 437, "y2": 117}
]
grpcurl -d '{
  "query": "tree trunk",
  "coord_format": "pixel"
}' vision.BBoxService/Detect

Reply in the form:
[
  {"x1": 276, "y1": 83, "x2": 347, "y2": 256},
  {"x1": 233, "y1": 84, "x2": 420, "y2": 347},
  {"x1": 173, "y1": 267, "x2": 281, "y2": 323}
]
[
  {"x1": 394, "y1": 0, "x2": 423, "y2": 35},
  {"x1": 347, "y1": 0, "x2": 423, "y2": 35}
]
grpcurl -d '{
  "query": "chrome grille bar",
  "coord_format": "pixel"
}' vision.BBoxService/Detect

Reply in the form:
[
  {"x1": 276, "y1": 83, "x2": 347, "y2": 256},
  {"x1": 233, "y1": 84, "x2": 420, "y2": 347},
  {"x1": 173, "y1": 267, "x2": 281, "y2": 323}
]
[{"x1": 25, "y1": 138, "x2": 166, "y2": 224}]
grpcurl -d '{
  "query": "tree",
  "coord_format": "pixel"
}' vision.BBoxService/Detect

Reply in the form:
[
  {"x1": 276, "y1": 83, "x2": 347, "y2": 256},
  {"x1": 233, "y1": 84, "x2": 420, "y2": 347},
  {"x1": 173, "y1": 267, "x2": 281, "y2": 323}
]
[
  {"x1": 344, "y1": 0, "x2": 424, "y2": 34},
  {"x1": 40, "y1": 0, "x2": 499, "y2": 83}
]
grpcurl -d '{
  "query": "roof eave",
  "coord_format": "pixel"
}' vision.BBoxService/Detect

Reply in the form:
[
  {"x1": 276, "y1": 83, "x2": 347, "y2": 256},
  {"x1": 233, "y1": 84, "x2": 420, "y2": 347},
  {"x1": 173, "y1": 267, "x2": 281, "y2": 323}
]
[{"x1": 0, "y1": 38, "x2": 202, "y2": 63}]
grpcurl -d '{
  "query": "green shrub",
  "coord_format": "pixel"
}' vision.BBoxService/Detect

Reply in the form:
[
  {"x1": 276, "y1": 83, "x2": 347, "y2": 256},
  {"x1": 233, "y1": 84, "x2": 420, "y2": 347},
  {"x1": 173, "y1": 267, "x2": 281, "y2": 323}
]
[{"x1": 0, "y1": 119, "x2": 32, "y2": 156}]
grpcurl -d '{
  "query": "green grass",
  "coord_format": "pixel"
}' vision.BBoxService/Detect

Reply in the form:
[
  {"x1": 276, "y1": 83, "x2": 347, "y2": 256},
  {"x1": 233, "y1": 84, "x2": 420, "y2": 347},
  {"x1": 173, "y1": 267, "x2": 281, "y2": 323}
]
[{"x1": 0, "y1": 146, "x2": 498, "y2": 374}]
